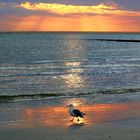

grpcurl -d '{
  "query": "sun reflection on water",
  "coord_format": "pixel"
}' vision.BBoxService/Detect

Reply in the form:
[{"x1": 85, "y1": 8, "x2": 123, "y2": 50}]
[
  {"x1": 61, "y1": 61, "x2": 85, "y2": 89},
  {"x1": 62, "y1": 74, "x2": 83, "y2": 88},
  {"x1": 64, "y1": 61, "x2": 81, "y2": 67},
  {"x1": 72, "y1": 117, "x2": 85, "y2": 124},
  {"x1": 60, "y1": 35, "x2": 86, "y2": 90},
  {"x1": 63, "y1": 98, "x2": 86, "y2": 107}
]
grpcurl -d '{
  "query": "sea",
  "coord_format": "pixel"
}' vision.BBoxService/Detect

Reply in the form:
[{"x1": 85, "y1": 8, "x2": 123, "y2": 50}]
[{"x1": 0, "y1": 32, "x2": 140, "y2": 102}]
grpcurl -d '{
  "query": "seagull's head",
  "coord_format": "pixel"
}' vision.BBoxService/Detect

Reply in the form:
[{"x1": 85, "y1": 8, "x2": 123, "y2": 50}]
[{"x1": 67, "y1": 104, "x2": 74, "y2": 108}]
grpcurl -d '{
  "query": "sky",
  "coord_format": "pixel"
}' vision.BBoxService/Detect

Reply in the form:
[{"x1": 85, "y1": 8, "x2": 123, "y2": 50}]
[{"x1": 0, "y1": 0, "x2": 140, "y2": 32}]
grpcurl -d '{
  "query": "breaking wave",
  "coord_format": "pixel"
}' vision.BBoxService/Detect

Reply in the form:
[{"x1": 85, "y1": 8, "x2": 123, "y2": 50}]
[{"x1": 0, "y1": 87, "x2": 140, "y2": 103}]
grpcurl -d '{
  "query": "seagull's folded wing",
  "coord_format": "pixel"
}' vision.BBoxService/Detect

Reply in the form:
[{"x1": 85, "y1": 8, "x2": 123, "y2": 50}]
[{"x1": 73, "y1": 109, "x2": 84, "y2": 118}]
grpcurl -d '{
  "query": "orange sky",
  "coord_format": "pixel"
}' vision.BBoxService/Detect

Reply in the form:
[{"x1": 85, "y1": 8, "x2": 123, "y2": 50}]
[{"x1": 0, "y1": 2, "x2": 140, "y2": 32}]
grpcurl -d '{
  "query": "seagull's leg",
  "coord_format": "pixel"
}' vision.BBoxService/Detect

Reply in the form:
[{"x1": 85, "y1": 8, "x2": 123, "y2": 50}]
[{"x1": 77, "y1": 117, "x2": 79, "y2": 122}]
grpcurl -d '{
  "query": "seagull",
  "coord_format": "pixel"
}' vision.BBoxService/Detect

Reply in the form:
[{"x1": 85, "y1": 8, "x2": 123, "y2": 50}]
[{"x1": 67, "y1": 104, "x2": 86, "y2": 122}]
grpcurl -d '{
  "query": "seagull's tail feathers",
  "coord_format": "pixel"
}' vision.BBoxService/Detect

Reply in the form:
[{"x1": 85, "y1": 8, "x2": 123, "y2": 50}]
[{"x1": 82, "y1": 112, "x2": 86, "y2": 116}]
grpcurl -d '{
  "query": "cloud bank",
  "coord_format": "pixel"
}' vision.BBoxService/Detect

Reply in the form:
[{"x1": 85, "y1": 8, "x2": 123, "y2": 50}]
[{"x1": 20, "y1": 2, "x2": 140, "y2": 16}]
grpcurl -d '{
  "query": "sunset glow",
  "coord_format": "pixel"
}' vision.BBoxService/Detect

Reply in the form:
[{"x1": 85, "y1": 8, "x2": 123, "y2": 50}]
[{"x1": 0, "y1": 1, "x2": 140, "y2": 32}]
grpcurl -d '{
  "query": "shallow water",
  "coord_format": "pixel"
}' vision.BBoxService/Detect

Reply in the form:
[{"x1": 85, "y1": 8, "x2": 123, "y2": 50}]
[
  {"x1": 0, "y1": 32, "x2": 140, "y2": 100},
  {"x1": 0, "y1": 96, "x2": 140, "y2": 128}
]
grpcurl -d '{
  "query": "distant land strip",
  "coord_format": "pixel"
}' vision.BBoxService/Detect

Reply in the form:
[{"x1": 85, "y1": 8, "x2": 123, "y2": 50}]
[{"x1": 87, "y1": 39, "x2": 140, "y2": 42}]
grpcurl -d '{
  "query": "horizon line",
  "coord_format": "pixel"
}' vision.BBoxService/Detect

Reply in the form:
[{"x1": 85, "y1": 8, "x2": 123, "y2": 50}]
[{"x1": 0, "y1": 31, "x2": 140, "y2": 33}]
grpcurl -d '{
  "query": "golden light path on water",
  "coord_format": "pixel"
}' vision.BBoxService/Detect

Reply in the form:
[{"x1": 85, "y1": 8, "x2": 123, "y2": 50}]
[
  {"x1": 60, "y1": 36, "x2": 86, "y2": 90},
  {"x1": 61, "y1": 61, "x2": 84, "y2": 89}
]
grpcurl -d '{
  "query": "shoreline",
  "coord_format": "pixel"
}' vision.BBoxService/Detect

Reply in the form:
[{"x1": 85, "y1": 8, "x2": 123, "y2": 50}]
[
  {"x1": 1, "y1": 89, "x2": 140, "y2": 104},
  {"x1": 0, "y1": 96, "x2": 140, "y2": 140}
]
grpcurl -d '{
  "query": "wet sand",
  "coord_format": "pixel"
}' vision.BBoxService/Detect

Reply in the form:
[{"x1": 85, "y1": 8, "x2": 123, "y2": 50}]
[
  {"x1": 1, "y1": 119, "x2": 140, "y2": 140},
  {"x1": 0, "y1": 97, "x2": 140, "y2": 140}
]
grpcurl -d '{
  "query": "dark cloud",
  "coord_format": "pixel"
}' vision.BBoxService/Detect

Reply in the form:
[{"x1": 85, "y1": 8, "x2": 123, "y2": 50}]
[{"x1": 114, "y1": 0, "x2": 140, "y2": 11}]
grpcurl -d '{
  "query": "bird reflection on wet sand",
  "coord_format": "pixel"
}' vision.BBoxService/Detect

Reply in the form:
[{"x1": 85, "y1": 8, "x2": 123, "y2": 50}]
[{"x1": 68, "y1": 122, "x2": 86, "y2": 132}]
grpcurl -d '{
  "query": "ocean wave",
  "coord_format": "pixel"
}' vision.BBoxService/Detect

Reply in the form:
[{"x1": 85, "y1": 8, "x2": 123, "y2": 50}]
[
  {"x1": 33, "y1": 59, "x2": 87, "y2": 64},
  {"x1": 1, "y1": 63, "x2": 140, "y2": 78},
  {"x1": 0, "y1": 87, "x2": 140, "y2": 103}
]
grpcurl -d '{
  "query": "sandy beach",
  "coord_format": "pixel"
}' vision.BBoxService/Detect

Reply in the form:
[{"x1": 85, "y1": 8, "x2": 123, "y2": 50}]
[
  {"x1": 0, "y1": 96, "x2": 140, "y2": 140},
  {"x1": 1, "y1": 119, "x2": 140, "y2": 140}
]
